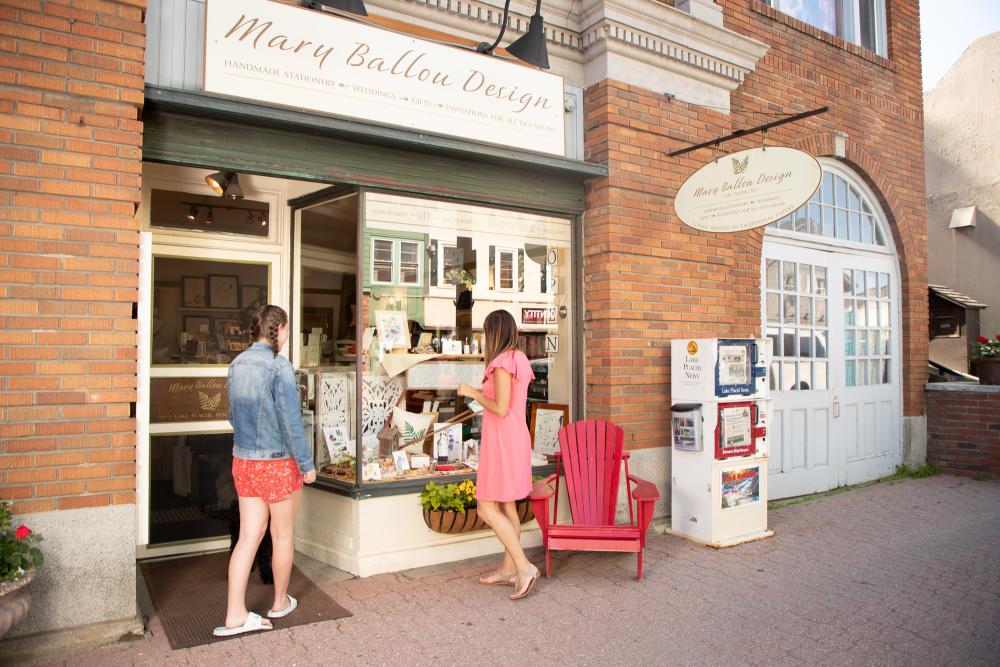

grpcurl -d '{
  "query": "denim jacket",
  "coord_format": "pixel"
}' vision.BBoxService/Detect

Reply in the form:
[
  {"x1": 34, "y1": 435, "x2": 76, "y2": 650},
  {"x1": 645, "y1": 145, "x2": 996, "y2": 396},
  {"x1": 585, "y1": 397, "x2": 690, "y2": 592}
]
[{"x1": 227, "y1": 342, "x2": 315, "y2": 474}]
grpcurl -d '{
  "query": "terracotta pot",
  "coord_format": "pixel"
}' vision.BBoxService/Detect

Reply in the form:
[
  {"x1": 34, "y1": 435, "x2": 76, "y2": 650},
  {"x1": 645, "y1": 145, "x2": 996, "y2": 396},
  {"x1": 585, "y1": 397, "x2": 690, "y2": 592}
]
[
  {"x1": 423, "y1": 500, "x2": 535, "y2": 534},
  {"x1": 0, "y1": 568, "x2": 35, "y2": 640},
  {"x1": 973, "y1": 357, "x2": 1000, "y2": 385}
]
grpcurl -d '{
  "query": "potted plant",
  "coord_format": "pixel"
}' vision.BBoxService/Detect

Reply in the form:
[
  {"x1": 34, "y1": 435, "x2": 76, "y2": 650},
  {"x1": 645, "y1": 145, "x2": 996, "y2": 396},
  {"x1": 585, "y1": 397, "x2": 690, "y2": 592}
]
[
  {"x1": 0, "y1": 501, "x2": 44, "y2": 639},
  {"x1": 446, "y1": 268, "x2": 475, "y2": 310},
  {"x1": 972, "y1": 334, "x2": 1000, "y2": 385},
  {"x1": 419, "y1": 480, "x2": 534, "y2": 534}
]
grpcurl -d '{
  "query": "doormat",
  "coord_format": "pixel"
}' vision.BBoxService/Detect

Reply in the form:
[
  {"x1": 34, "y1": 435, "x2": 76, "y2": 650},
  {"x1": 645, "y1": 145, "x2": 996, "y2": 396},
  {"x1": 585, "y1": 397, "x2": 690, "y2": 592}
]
[{"x1": 140, "y1": 551, "x2": 352, "y2": 650}]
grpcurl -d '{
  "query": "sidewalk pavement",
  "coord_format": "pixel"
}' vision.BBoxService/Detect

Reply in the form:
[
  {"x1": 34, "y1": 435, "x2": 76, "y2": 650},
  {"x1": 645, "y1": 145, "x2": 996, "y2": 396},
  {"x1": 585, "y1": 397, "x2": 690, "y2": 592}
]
[{"x1": 26, "y1": 475, "x2": 1000, "y2": 666}]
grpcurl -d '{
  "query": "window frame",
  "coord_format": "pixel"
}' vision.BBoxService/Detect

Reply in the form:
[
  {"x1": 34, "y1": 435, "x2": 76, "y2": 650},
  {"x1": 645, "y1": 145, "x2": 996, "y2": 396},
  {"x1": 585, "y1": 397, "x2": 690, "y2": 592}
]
[
  {"x1": 371, "y1": 237, "x2": 395, "y2": 286},
  {"x1": 766, "y1": 0, "x2": 887, "y2": 57},
  {"x1": 370, "y1": 236, "x2": 424, "y2": 287},
  {"x1": 766, "y1": 160, "x2": 894, "y2": 256},
  {"x1": 437, "y1": 243, "x2": 467, "y2": 286},
  {"x1": 494, "y1": 246, "x2": 518, "y2": 292}
]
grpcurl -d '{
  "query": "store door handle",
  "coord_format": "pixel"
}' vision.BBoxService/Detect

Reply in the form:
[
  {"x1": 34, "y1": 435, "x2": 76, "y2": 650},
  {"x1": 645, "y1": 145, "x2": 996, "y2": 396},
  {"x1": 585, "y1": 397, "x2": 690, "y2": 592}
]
[{"x1": 832, "y1": 390, "x2": 840, "y2": 418}]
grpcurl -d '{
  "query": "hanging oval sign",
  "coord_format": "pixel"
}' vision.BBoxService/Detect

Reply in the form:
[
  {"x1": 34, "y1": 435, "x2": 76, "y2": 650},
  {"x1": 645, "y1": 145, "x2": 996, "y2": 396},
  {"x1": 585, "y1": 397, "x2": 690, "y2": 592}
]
[{"x1": 674, "y1": 147, "x2": 822, "y2": 233}]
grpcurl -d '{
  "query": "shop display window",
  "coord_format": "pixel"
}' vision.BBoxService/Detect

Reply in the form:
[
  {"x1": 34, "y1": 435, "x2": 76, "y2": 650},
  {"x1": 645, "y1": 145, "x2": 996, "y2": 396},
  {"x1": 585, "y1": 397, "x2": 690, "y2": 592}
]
[
  {"x1": 151, "y1": 257, "x2": 270, "y2": 366},
  {"x1": 296, "y1": 191, "x2": 575, "y2": 487}
]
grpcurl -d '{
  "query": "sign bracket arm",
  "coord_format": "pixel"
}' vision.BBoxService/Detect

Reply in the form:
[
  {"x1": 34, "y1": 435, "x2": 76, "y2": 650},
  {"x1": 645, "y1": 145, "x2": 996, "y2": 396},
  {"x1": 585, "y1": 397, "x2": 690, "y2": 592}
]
[{"x1": 668, "y1": 107, "x2": 828, "y2": 158}]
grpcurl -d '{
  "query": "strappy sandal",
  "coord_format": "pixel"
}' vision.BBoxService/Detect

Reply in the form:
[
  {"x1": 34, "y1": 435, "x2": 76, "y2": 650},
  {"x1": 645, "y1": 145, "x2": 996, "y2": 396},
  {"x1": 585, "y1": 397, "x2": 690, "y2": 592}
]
[
  {"x1": 510, "y1": 565, "x2": 540, "y2": 601},
  {"x1": 479, "y1": 568, "x2": 517, "y2": 586}
]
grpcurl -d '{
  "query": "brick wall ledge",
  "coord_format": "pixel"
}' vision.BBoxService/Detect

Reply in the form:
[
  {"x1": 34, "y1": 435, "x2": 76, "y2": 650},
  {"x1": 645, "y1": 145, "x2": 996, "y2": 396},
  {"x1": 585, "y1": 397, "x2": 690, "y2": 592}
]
[
  {"x1": 925, "y1": 383, "x2": 1000, "y2": 393},
  {"x1": 750, "y1": 0, "x2": 894, "y2": 70}
]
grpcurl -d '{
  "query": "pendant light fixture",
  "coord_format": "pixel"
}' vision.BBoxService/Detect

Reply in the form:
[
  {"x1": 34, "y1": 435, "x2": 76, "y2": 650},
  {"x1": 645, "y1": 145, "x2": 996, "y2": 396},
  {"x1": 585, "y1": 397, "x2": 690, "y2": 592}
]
[
  {"x1": 205, "y1": 171, "x2": 227, "y2": 195},
  {"x1": 305, "y1": 0, "x2": 367, "y2": 17},
  {"x1": 186, "y1": 206, "x2": 198, "y2": 222},
  {"x1": 204, "y1": 171, "x2": 245, "y2": 199},
  {"x1": 506, "y1": 0, "x2": 549, "y2": 69},
  {"x1": 476, "y1": 0, "x2": 550, "y2": 69}
]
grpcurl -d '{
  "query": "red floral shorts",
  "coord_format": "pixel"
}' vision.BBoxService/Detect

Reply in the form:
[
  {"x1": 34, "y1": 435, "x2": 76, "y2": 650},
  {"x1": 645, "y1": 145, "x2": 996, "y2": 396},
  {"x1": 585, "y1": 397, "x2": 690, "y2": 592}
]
[{"x1": 232, "y1": 457, "x2": 303, "y2": 504}]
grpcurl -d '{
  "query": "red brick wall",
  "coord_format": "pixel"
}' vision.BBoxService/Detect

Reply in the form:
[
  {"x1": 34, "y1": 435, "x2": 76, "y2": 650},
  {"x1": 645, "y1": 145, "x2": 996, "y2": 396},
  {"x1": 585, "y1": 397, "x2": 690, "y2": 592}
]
[
  {"x1": 926, "y1": 387, "x2": 1000, "y2": 479},
  {"x1": 0, "y1": 1, "x2": 145, "y2": 514},
  {"x1": 583, "y1": 0, "x2": 928, "y2": 450}
]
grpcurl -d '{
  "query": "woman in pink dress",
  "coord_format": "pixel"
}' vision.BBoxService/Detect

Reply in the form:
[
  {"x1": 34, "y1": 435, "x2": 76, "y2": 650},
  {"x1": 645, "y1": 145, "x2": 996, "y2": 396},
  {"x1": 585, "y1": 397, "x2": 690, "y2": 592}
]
[{"x1": 457, "y1": 310, "x2": 540, "y2": 600}]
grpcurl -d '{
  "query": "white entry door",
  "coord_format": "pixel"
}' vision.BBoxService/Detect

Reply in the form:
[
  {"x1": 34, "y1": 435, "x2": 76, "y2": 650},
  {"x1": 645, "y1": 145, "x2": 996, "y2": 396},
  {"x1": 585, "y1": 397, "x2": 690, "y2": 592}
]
[{"x1": 762, "y1": 239, "x2": 900, "y2": 499}]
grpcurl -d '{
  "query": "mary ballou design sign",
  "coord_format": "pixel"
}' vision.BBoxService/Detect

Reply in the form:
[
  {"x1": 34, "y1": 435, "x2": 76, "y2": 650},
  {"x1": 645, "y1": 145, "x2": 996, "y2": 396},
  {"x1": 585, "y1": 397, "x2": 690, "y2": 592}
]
[
  {"x1": 203, "y1": 0, "x2": 566, "y2": 156},
  {"x1": 674, "y1": 147, "x2": 822, "y2": 232},
  {"x1": 150, "y1": 377, "x2": 229, "y2": 423}
]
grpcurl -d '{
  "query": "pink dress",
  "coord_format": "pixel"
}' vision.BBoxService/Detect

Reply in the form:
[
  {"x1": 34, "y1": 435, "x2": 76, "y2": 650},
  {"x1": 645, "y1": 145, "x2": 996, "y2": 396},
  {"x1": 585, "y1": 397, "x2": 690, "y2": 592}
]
[{"x1": 476, "y1": 349, "x2": 535, "y2": 502}]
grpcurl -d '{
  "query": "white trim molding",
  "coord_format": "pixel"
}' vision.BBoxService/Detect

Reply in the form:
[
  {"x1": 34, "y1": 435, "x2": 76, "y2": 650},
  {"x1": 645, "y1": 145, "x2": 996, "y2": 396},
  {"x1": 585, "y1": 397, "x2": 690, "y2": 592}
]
[{"x1": 367, "y1": 0, "x2": 769, "y2": 111}]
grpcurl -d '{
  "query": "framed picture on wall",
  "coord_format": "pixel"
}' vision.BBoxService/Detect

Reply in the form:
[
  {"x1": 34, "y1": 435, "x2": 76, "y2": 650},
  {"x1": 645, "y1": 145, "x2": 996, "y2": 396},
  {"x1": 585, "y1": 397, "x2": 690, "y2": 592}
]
[
  {"x1": 375, "y1": 310, "x2": 409, "y2": 352},
  {"x1": 241, "y1": 284, "x2": 266, "y2": 309},
  {"x1": 208, "y1": 275, "x2": 239, "y2": 309},
  {"x1": 530, "y1": 403, "x2": 569, "y2": 455},
  {"x1": 181, "y1": 276, "x2": 207, "y2": 308},
  {"x1": 183, "y1": 316, "x2": 211, "y2": 335}
]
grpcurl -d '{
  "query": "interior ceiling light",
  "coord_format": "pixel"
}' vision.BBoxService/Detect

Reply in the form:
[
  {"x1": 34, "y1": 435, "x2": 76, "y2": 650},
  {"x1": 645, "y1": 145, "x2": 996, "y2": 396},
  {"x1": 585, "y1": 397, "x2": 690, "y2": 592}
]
[
  {"x1": 186, "y1": 206, "x2": 198, "y2": 222},
  {"x1": 306, "y1": 0, "x2": 367, "y2": 17},
  {"x1": 205, "y1": 206, "x2": 214, "y2": 224},
  {"x1": 476, "y1": 0, "x2": 550, "y2": 70},
  {"x1": 204, "y1": 171, "x2": 245, "y2": 199}
]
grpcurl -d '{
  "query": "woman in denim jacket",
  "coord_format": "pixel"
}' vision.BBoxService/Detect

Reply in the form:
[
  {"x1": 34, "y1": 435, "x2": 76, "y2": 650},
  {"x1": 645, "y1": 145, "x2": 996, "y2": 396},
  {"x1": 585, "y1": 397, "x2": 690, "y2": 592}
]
[{"x1": 214, "y1": 305, "x2": 316, "y2": 637}]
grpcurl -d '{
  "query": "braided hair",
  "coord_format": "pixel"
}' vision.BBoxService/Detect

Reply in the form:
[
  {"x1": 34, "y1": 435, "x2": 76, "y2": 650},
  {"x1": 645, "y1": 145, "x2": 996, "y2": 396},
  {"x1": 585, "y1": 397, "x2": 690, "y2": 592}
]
[{"x1": 250, "y1": 305, "x2": 287, "y2": 357}]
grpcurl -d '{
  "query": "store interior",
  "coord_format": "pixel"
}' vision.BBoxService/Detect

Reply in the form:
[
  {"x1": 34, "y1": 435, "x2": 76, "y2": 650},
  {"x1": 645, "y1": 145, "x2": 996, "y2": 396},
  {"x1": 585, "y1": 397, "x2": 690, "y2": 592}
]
[{"x1": 143, "y1": 165, "x2": 573, "y2": 547}]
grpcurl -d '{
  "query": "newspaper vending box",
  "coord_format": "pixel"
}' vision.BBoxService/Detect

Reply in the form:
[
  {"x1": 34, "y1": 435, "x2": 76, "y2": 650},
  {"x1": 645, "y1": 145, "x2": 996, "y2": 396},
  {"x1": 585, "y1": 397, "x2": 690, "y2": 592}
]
[{"x1": 669, "y1": 339, "x2": 774, "y2": 547}]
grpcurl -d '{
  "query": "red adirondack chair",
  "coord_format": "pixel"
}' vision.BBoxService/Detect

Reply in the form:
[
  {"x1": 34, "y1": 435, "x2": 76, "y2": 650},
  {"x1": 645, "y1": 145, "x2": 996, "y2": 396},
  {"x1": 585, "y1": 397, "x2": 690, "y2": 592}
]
[{"x1": 529, "y1": 419, "x2": 660, "y2": 579}]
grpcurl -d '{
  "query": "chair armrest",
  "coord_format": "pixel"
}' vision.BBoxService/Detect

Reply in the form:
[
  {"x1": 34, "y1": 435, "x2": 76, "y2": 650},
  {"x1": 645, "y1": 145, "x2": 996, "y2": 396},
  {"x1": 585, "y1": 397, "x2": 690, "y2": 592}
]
[
  {"x1": 627, "y1": 474, "x2": 660, "y2": 503},
  {"x1": 529, "y1": 474, "x2": 557, "y2": 500}
]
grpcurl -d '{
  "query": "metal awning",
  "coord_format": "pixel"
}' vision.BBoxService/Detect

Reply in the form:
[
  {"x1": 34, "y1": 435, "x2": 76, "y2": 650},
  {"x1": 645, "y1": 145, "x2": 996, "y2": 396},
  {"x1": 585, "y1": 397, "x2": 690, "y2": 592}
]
[{"x1": 928, "y1": 284, "x2": 988, "y2": 310}]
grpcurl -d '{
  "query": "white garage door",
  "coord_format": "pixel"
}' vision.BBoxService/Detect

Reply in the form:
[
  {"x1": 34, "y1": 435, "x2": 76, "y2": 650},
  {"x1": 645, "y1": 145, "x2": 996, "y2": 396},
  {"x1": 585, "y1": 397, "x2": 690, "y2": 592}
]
[{"x1": 761, "y1": 161, "x2": 902, "y2": 499}]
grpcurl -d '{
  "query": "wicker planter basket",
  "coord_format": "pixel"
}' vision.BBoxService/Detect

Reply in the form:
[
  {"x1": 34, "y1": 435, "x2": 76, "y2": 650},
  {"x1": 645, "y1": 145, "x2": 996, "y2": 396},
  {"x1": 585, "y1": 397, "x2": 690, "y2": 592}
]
[{"x1": 422, "y1": 500, "x2": 535, "y2": 534}]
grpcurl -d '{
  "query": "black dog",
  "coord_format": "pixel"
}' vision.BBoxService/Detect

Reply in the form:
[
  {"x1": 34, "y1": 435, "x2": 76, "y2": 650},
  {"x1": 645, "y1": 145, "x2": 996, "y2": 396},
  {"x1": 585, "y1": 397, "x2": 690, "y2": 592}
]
[{"x1": 229, "y1": 500, "x2": 274, "y2": 585}]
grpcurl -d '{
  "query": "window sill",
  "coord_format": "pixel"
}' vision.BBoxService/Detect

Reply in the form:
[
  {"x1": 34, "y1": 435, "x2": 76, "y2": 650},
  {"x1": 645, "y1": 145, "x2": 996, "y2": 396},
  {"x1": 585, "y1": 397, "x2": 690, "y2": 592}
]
[
  {"x1": 750, "y1": 1, "x2": 893, "y2": 70},
  {"x1": 310, "y1": 463, "x2": 557, "y2": 499}
]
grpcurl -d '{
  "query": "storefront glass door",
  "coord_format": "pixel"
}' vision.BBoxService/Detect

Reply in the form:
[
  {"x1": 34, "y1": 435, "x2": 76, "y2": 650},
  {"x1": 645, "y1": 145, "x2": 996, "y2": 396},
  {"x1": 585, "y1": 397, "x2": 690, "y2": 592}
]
[
  {"x1": 763, "y1": 241, "x2": 900, "y2": 499},
  {"x1": 137, "y1": 165, "x2": 289, "y2": 554}
]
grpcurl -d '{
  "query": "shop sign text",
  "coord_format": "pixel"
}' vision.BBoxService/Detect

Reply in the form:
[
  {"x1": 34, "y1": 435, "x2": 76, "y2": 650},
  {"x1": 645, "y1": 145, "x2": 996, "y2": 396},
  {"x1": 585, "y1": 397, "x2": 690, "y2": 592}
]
[
  {"x1": 150, "y1": 377, "x2": 229, "y2": 423},
  {"x1": 674, "y1": 147, "x2": 822, "y2": 232},
  {"x1": 204, "y1": 0, "x2": 565, "y2": 156}
]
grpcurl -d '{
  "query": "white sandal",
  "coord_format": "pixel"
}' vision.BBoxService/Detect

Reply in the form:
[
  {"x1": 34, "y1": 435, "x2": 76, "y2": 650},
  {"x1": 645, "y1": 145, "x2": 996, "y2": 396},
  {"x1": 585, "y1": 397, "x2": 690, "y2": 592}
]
[
  {"x1": 267, "y1": 594, "x2": 297, "y2": 619},
  {"x1": 213, "y1": 611, "x2": 272, "y2": 637}
]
